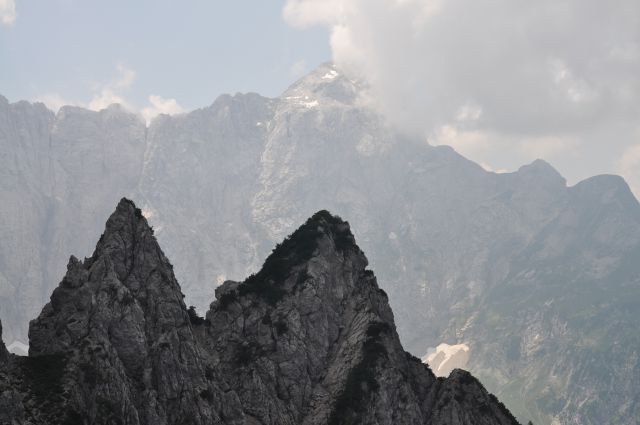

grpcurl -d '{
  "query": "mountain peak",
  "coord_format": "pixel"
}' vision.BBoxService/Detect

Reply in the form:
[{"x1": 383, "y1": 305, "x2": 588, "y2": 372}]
[
  {"x1": 214, "y1": 209, "x2": 364, "y2": 308},
  {"x1": 85, "y1": 197, "x2": 166, "y2": 284},
  {"x1": 26, "y1": 198, "x2": 222, "y2": 423},
  {"x1": 255, "y1": 209, "x2": 360, "y2": 276},
  {"x1": 296, "y1": 209, "x2": 357, "y2": 249},
  {"x1": 282, "y1": 62, "x2": 360, "y2": 106},
  {"x1": 571, "y1": 174, "x2": 640, "y2": 215},
  {"x1": 115, "y1": 196, "x2": 144, "y2": 217},
  {"x1": 205, "y1": 210, "x2": 520, "y2": 424},
  {"x1": 516, "y1": 158, "x2": 566, "y2": 187},
  {"x1": 113, "y1": 196, "x2": 148, "y2": 224},
  {"x1": 518, "y1": 158, "x2": 560, "y2": 176},
  {"x1": 28, "y1": 197, "x2": 182, "y2": 356}
]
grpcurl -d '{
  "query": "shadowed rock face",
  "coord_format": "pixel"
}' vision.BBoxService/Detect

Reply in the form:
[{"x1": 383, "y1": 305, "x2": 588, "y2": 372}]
[
  {"x1": 0, "y1": 321, "x2": 7, "y2": 360},
  {"x1": 0, "y1": 199, "x2": 519, "y2": 425}
]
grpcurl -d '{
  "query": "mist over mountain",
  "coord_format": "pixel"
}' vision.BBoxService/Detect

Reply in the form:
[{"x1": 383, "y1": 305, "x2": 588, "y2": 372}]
[{"x1": 1, "y1": 63, "x2": 639, "y2": 424}]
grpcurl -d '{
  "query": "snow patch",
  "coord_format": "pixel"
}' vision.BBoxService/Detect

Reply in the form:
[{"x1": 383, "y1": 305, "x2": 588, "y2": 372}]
[
  {"x1": 7, "y1": 340, "x2": 28, "y2": 356},
  {"x1": 321, "y1": 70, "x2": 339, "y2": 80},
  {"x1": 303, "y1": 100, "x2": 319, "y2": 108}
]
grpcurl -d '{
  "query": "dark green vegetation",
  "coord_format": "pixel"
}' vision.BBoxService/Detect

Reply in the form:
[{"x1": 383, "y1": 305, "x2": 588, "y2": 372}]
[
  {"x1": 220, "y1": 210, "x2": 354, "y2": 308},
  {"x1": 218, "y1": 290, "x2": 239, "y2": 309},
  {"x1": 187, "y1": 306, "x2": 206, "y2": 326},
  {"x1": 328, "y1": 321, "x2": 392, "y2": 425}
]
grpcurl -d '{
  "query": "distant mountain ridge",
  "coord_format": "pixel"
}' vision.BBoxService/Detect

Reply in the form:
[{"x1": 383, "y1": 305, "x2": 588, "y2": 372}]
[
  {"x1": 1, "y1": 63, "x2": 639, "y2": 424},
  {"x1": 0, "y1": 199, "x2": 520, "y2": 425}
]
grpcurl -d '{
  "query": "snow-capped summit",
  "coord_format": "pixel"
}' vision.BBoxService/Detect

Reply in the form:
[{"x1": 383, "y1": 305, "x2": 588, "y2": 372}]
[{"x1": 281, "y1": 62, "x2": 361, "y2": 109}]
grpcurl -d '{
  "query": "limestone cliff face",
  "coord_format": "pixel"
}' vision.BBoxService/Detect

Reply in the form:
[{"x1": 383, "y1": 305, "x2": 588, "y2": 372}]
[
  {"x1": 0, "y1": 199, "x2": 518, "y2": 425},
  {"x1": 4, "y1": 64, "x2": 639, "y2": 424}
]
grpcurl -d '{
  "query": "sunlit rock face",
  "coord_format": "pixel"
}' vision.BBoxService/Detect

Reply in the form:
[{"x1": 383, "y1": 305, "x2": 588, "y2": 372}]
[
  {"x1": 424, "y1": 343, "x2": 471, "y2": 377},
  {"x1": 1, "y1": 63, "x2": 640, "y2": 424}
]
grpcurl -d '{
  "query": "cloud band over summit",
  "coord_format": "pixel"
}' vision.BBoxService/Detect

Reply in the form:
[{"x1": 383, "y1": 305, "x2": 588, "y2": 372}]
[{"x1": 284, "y1": 0, "x2": 640, "y2": 194}]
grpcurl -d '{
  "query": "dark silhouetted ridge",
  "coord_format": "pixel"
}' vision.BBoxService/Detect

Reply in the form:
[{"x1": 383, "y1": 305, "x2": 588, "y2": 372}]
[{"x1": 234, "y1": 210, "x2": 357, "y2": 306}]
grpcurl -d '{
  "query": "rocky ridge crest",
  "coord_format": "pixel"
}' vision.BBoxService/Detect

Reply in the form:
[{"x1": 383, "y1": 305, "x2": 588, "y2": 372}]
[{"x1": 0, "y1": 199, "x2": 519, "y2": 425}]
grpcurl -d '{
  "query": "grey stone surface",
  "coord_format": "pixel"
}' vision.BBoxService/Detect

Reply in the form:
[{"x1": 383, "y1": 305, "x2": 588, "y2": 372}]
[
  {"x1": 0, "y1": 97, "x2": 145, "y2": 347},
  {"x1": 0, "y1": 199, "x2": 518, "y2": 425}
]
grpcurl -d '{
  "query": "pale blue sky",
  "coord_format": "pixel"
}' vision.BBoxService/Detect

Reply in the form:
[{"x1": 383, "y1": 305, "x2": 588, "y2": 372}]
[{"x1": 0, "y1": 1, "x2": 330, "y2": 110}]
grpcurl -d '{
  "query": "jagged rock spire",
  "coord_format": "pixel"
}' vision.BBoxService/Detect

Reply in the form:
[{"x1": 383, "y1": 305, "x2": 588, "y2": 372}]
[
  {"x1": 206, "y1": 210, "x2": 520, "y2": 425},
  {"x1": 27, "y1": 198, "x2": 234, "y2": 424},
  {"x1": 29, "y1": 198, "x2": 185, "y2": 354},
  {"x1": 1, "y1": 202, "x2": 519, "y2": 424}
]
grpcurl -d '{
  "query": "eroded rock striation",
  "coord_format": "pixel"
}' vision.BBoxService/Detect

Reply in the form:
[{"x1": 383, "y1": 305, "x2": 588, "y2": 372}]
[{"x1": 0, "y1": 199, "x2": 519, "y2": 425}]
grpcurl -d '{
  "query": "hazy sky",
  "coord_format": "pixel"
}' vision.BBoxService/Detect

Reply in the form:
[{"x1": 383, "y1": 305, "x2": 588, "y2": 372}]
[
  {"x1": 0, "y1": 0, "x2": 330, "y2": 114},
  {"x1": 284, "y1": 0, "x2": 640, "y2": 195},
  {"x1": 1, "y1": 0, "x2": 639, "y2": 195}
]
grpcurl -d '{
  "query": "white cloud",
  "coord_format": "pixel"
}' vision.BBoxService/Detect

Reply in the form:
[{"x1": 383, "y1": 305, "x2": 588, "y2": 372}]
[
  {"x1": 88, "y1": 64, "x2": 136, "y2": 111},
  {"x1": 141, "y1": 95, "x2": 185, "y2": 125},
  {"x1": 33, "y1": 65, "x2": 184, "y2": 126},
  {"x1": 479, "y1": 162, "x2": 509, "y2": 174},
  {"x1": 88, "y1": 90, "x2": 127, "y2": 111},
  {"x1": 284, "y1": 0, "x2": 640, "y2": 191},
  {"x1": 284, "y1": 0, "x2": 640, "y2": 136},
  {"x1": 0, "y1": 0, "x2": 16, "y2": 26},
  {"x1": 34, "y1": 94, "x2": 76, "y2": 112}
]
